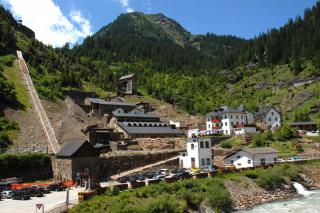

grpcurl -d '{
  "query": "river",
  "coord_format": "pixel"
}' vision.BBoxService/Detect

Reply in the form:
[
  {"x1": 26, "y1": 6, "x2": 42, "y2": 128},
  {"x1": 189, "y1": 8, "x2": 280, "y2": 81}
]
[{"x1": 237, "y1": 183, "x2": 320, "y2": 213}]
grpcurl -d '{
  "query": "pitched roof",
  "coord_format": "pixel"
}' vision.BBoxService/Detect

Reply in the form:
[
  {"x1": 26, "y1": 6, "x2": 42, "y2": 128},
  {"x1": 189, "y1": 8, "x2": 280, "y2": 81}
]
[
  {"x1": 86, "y1": 98, "x2": 136, "y2": 107},
  {"x1": 242, "y1": 147, "x2": 279, "y2": 155},
  {"x1": 56, "y1": 140, "x2": 95, "y2": 157},
  {"x1": 113, "y1": 112, "x2": 160, "y2": 119},
  {"x1": 119, "y1": 74, "x2": 134, "y2": 80},
  {"x1": 225, "y1": 147, "x2": 278, "y2": 159},
  {"x1": 254, "y1": 106, "x2": 279, "y2": 118},
  {"x1": 206, "y1": 106, "x2": 246, "y2": 117},
  {"x1": 117, "y1": 122, "x2": 184, "y2": 135}
]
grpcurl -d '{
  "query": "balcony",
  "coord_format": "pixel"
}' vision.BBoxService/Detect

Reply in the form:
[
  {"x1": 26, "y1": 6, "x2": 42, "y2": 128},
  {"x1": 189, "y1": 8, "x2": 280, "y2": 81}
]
[{"x1": 211, "y1": 119, "x2": 221, "y2": 123}]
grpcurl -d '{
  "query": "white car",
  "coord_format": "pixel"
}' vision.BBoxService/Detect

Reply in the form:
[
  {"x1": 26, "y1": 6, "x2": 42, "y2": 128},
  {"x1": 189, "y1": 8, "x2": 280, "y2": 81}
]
[{"x1": 1, "y1": 190, "x2": 13, "y2": 199}]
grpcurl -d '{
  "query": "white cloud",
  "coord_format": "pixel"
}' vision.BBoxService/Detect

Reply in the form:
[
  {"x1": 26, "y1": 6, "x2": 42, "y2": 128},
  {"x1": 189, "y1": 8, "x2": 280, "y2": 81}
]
[
  {"x1": 116, "y1": 0, "x2": 134, "y2": 13},
  {"x1": 3, "y1": 0, "x2": 92, "y2": 47}
]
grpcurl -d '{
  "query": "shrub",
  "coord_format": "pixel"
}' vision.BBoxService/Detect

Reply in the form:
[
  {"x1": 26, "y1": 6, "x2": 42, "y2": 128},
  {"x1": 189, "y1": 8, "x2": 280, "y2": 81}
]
[
  {"x1": 274, "y1": 126, "x2": 298, "y2": 141},
  {"x1": 220, "y1": 141, "x2": 232, "y2": 149}
]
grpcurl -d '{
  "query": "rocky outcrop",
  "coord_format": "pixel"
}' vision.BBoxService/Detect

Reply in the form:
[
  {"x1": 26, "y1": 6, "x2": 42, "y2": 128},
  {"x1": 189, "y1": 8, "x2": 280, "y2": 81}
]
[{"x1": 224, "y1": 177, "x2": 300, "y2": 210}]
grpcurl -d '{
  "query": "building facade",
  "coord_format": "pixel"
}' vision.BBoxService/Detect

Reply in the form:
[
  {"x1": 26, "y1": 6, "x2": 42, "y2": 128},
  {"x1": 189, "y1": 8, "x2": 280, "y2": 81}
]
[
  {"x1": 117, "y1": 74, "x2": 137, "y2": 95},
  {"x1": 255, "y1": 107, "x2": 281, "y2": 130},
  {"x1": 225, "y1": 147, "x2": 279, "y2": 169},
  {"x1": 206, "y1": 106, "x2": 255, "y2": 135},
  {"x1": 179, "y1": 138, "x2": 213, "y2": 169}
]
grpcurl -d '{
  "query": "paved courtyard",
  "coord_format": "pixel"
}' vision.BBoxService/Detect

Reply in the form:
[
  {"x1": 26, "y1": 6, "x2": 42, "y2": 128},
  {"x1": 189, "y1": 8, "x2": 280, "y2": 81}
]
[{"x1": 0, "y1": 187, "x2": 84, "y2": 213}]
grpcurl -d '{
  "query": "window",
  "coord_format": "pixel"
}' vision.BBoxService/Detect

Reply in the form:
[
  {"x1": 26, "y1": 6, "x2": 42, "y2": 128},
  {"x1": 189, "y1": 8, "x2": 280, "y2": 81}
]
[
  {"x1": 248, "y1": 160, "x2": 251, "y2": 164},
  {"x1": 231, "y1": 115, "x2": 233, "y2": 119},
  {"x1": 237, "y1": 156, "x2": 240, "y2": 159},
  {"x1": 207, "y1": 117, "x2": 211, "y2": 122},
  {"x1": 191, "y1": 144, "x2": 194, "y2": 150},
  {"x1": 241, "y1": 115, "x2": 243, "y2": 119},
  {"x1": 226, "y1": 130, "x2": 228, "y2": 134},
  {"x1": 205, "y1": 141, "x2": 209, "y2": 148},
  {"x1": 200, "y1": 141, "x2": 204, "y2": 149},
  {"x1": 230, "y1": 160, "x2": 234, "y2": 164},
  {"x1": 225, "y1": 122, "x2": 227, "y2": 126},
  {"x1": 236, "y1": 115, "x2": 238, "y2": 119},
  {"x1": 231, "y1": 122, "x2": 234, "y2": 125},
  {"x1": 208, "y1": 124, "x2": 211, "y2": 129},
  {"x1": 201, "y1": 158, "x2": 206, "y2": 166},
  {"x1": 274, "y1": 157, "x2": 278, "y2": 162},
  {"x1": 237, "y1": 163, "x2": 241, "y2": 166},
  {"x1": 275, "y1": 117, "x2": 278, "y2": 121},
  {"x1": 271, "y1": 112, "x2": 274, "y2": 116},
  {"x1": 206, "y1": 158, "x2": 211, "y2": 165},
  {"x1": 269, "y1": 118, "x2": 272, "y2": 121},
  {"x1": 276, "y1": 124, "x2": 278, "y2": 128},
  {"x1": 225, "y1": 115, "x2": 227, "y2": 119}
]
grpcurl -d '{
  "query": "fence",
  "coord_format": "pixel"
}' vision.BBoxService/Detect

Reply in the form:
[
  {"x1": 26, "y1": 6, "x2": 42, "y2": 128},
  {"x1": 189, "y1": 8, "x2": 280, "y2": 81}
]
[{"x1": 1, "y1": 145, "x2": 49, "y2": 155}]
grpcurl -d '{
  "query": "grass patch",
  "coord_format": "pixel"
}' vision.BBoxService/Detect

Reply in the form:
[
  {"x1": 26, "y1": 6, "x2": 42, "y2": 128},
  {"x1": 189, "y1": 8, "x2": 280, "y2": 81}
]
[
  {"x1": 3, "y1": 61, "x2": 31, "y2": 109},
  {"x1": 271, "y1": 141, "x2": 297, "y2": 157},
  {"x1": 220, "y1": 136, "x2": 245, "y2": 149},
  {"x1": 69, "y1": 178, "x2": 231, "y2": 213}
]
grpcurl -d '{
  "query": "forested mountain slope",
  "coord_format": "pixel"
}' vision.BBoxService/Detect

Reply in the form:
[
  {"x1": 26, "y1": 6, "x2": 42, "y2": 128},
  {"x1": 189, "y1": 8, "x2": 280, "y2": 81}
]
[{"x1": 0, "y1": 3, "x2": 320, "y2": 123}]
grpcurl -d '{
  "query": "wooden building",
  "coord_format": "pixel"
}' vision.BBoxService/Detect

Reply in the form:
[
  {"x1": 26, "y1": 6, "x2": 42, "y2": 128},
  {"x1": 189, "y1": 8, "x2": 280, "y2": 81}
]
[{"x1": 117, "y1": 74, "x2": 137, "y2": 95}]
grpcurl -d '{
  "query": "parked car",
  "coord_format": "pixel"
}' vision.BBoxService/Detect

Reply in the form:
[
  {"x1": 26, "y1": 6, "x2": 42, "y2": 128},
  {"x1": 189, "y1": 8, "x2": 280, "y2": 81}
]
[
  {"x1": 38, "y1": 186, "x2": 51, "y2": 194},
  {"x1": 12, "y1": 190, "x2": 30, "y2": 200},
  {"x1": 1, "y1": 190, "x2": 13, "y2": 199},
  {"x1": 27, "y1": 186, "x2": 44, "y2": 197},
  {"x1": 48, "y1": 182, "x2": 66, "y2": 191},
  {"x1": 158, "y1": 169, "x2": 170, "y2": 176}
]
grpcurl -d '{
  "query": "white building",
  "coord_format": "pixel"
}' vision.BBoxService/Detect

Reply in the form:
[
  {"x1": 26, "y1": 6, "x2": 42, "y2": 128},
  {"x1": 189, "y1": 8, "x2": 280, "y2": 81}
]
[
  {"x1": 225, "y1": 147, "x2": 279, "y2": 169},
  {"x1": 205, "y1": 105, "x2": 255, "y2": 135},
  {"x1": 179, "y1": 138, "x2": 213, "y2": 169},
  {"x1": 255, "y1": 107, "x2": 281, "y2": 130}
]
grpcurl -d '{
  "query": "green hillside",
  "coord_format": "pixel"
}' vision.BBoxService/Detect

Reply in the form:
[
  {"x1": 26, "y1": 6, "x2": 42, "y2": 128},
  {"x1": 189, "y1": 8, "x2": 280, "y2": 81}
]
[{"x1": 0, "y1": 3, "x2": 320, "y2": 123}]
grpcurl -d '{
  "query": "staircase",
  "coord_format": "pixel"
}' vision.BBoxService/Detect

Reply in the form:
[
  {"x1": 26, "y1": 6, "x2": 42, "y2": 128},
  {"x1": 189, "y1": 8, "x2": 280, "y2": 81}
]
[{"x1": 16, "y1": 50, "x2": 61, "y2": 154}]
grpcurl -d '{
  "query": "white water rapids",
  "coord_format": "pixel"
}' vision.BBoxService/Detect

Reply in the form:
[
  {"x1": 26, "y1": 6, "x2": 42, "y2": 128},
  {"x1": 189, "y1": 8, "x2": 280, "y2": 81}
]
[{"x1": 293, "y1": 182, "x2": 313, "y2": 196}]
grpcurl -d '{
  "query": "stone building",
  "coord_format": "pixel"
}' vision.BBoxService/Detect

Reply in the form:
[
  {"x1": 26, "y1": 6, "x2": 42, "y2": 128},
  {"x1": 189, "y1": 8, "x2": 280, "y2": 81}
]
[
  {"x1": 84, "y1": 98, "x2": 137, "y2": 117},
  {"x1": 52, "y1": 140, "x2": 100, "y2": 181},
  {"x1": 110, "y1": 109, "x2": 184, "y2": 139}
]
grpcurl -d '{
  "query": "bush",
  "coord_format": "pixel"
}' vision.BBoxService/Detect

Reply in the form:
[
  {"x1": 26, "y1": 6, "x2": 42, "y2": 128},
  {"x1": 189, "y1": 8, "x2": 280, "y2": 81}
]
[
  {"x1": 0, "y1": 153, "x2": 52, "y2": 180},
  {"x1": 274, "y1": 126, "x2": 298, "y2": 141},
  {"x1": 220, "y1": 141, "x2": 232, "y2": 149},
  {"x1": 246, "y1": 164, "x2": 301, "y2": 190}
]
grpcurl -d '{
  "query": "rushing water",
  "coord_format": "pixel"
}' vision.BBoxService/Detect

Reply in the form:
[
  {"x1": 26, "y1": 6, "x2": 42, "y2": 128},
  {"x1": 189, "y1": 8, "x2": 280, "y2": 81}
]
[{"x1": 237, "y1": 183, "x2": 320, "y2": 213}]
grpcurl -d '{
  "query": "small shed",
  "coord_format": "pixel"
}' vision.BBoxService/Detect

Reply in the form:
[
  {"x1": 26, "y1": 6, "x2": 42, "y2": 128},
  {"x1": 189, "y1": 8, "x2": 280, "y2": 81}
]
[
  {"x1": 289, "y1": 121, "x2": 318, "y2": 131},
  {"x1": 52, "y1": 140, "x2": 100, "y2": 181}
]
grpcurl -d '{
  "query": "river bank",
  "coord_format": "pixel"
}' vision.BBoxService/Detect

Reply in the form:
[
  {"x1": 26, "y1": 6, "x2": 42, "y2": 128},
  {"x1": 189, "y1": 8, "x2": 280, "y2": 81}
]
[
  {"x1": 225, "y1": 163, "x2": 320, "y2": 211},
  {"x1": 237, "y1": 189, "x2": 320, "y2": 213}
]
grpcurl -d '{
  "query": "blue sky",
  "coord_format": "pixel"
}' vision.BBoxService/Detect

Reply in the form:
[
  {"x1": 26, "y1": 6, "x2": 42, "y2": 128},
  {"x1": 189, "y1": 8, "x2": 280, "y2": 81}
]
[{"x1": 1, "y1": 0, "x2": 319, "y2": 46}]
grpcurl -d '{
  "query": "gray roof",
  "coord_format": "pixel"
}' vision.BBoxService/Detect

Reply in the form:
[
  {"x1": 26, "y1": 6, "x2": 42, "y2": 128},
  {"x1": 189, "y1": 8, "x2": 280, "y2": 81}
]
[
  {"x1": 242, "y1": 147, "x2": 279, "y2": 155},
  {"x1": 87, "y1": 98, "x2": 136, "y2": 107},
  {"x1": 206, "y1": 106, "x2": 246, "y2": 117},
  {"x1": 56, "y1": 140, "x2": 88, "y2": 157},
  {"x1": 113, "y1": 112, "x2": 160, "y2": 119},
  {"x1": 119, "y1": 74, "x2": 134, "y2": 80},
  {"x1": 117, "y1": 122, "x2": 184, "y2": 135},
  {"x1": 289, "y1": 121, "x2": 317, "y2": 126}
]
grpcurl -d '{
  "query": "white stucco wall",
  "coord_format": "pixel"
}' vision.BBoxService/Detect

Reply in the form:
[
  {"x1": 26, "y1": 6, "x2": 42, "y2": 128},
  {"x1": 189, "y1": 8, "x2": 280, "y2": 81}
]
[
  {"x1": 180, "y1": 138, "x2": 212, "y2": 169},
  {"x1": 226, "y1": 150, "x2": 278, "y2": 169},
  {"x1": 265, "y1": 108, "x2": 281, "y2": 129}
]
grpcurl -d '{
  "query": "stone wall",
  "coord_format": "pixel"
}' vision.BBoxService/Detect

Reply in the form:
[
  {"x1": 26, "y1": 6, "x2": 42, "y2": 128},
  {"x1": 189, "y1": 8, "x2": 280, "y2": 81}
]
[
  {"x1": 51, "y1": 157, "x2": 100, "y2": 180},
  {"x1": 99, "y1": 150, "x2": 181, "y2": 178},
  {"x1": 136, "y1": 138, "x2": 186, "y2": 150}
]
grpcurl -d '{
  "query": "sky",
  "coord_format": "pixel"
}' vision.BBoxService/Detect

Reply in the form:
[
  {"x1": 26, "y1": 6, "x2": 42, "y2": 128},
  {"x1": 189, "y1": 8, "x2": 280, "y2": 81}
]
[{"x1": 1, "y1": 0, "x2": 319, "y2": 47}]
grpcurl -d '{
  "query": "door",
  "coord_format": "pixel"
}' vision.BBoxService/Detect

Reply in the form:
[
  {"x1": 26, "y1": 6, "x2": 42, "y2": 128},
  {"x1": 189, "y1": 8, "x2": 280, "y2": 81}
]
[
  {"x1": 180, "y1": 160, "x2": 184, "y2": 168},
  {"x1": 191, "y1": 157, "x2": 195, "y2": 168},
  {"x1": 260, "y1": 158, "x2": 266, "y2": 166}
]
